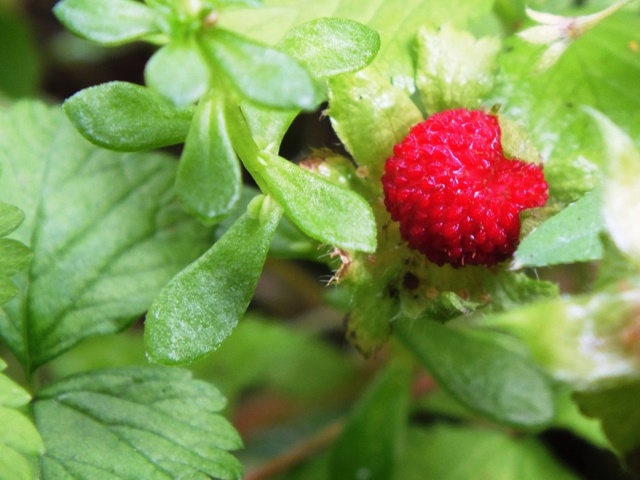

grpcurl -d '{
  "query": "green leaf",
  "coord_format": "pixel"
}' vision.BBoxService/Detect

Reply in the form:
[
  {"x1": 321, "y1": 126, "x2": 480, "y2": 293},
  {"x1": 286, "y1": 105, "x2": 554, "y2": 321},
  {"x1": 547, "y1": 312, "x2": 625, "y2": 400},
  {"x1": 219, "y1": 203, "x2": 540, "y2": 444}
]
[
  {"x1": 415, "y1": 24, "x2": 500, "y2": 114},
  {"x1": 575, "y1": 383, "x2": 640, "y2": 464},
  {"x1": 34, "y1": 366, "x2": 242, "y2": 479},
  {"x1": 0, "y1": 358, "x2": 44, "y2": 480},
  {"x1": 483, "y1": 288, "x2": 640, "y2": 390},
  {"x1": 0, "y1": 10, "x2": 41, "y2": 98},
  {"x1": 491, "y1": 12, "x2": 640, "y2": 202},
  {"x1": 259, "y1": 152, "x2": 377, "y2": 252},
  {"x1": 329, "y1": 360, "x2": 411, "y2": 480},
  {"x1": 0, "y1": 203, "x2": 31, "y2": 306},
  {"x1": 53, "y1": 0, "x2": 160, "y2": 46},
  {"x1": 64, "y1": 81, "x2": 194, "y2": 151},
  {"x1": 200, "y1": 28, "x2": 322, "y2": 110},
  {"x1": 278, "y1": 18, "x2": 380, "y2": 78},
  {"x1": 0, "y1": 101, "x2": 210, "y2": 372},
  {"x1": 587, "y1": 108, "x2": 640, "y2": 266},
  {"x1": 395, "y1": 318, "x2": 555, "y2": 429},
  {"x1": 218, "y1": 0, "x2": 495, "y2": 92},
  {"x1": 176, "y1": 92, "x2": 241, "y2": 224},
  {"x1": 0, "y1": 203, "x2": 24, "y2": 238},
  {"x1": 513, "y1": 189, "x2": 604, "y2": 268},
  {"x1": 145, "y1": 198, "x2": 283, "y2": 365},
  {"x1": 145, "y1": 39, "x2": 211, "y2": 106},
  {"x1": 394, "y1": 425, "x2": 579, "y2": 480},
  {"x1": 328, "y1": 66, "x2": 422, "y2": 180}
]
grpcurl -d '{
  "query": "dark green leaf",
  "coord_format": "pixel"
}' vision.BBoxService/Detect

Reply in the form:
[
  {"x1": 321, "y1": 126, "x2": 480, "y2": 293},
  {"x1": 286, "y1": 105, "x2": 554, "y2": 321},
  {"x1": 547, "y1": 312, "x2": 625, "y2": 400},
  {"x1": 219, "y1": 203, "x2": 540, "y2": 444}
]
[
  {"x1": 513, "y1": 189, "x2": 604, "y2": 268},
  {"x1": 278, "y1": 18, "x2": 380, "y2": 78},
  {"x1": 34, "y1": 366, "x2": 242, "y2": 479},
  {"x1": 328, "y1": 66, "x2": 422, "y2": 179},
  {"x1": 64, "y1": 81, "x2": 194, "y2": 151},
  {"x1": 0, "y1": 10, "x2": 40, "y2": 98},
  {"x1": 200, "y1": 28, "x2": 322, "y2": 110},
  {"x1": 0, "y1": 101, "x2": 210, "y2": 372},
  {"x1": 394, "y1": 425, "x2": 578, "y2": 480},
  {"x1": 145, "y1": 39, "x2": 210, "y2": 106},
  {"x1": 176, "y1": 92, "x2": 241, "y2": 224},
  {"x1": 330, "y1": 360, "x2": 411, "y2": 480},
  {"x1": 145, "y1": 199, "x2": 283, "y2": 365},
  {"x1": 396, "y1": 318, "x2": 555, "y2": 428},
  {"x1": 0, "y1": 358, "x2": 44, "y2": 480},
  {"x1": 259, "y1": 152, "x2": 377, "y2": 252},
  {"x1": 53, "y1": 0, "x2": 160, "y2": 46},
  {"x1": 576, "y1": 383, "x2": 640, "y2": 464}
]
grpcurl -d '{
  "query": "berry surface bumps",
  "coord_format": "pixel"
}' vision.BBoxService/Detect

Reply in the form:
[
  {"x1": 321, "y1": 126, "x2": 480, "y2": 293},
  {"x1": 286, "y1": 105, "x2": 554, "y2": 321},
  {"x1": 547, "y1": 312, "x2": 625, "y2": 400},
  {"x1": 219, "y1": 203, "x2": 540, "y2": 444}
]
[{"x1": 382, "y1": 109, "x2": 548, "y2": 268}]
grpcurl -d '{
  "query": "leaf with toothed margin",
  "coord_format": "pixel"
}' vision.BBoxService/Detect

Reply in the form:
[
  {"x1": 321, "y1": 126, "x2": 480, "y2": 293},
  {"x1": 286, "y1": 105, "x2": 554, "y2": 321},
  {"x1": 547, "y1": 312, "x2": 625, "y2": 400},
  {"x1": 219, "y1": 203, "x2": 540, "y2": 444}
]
[{"x1": 0, "y1": 101, "x2": 210, "y2": 373}]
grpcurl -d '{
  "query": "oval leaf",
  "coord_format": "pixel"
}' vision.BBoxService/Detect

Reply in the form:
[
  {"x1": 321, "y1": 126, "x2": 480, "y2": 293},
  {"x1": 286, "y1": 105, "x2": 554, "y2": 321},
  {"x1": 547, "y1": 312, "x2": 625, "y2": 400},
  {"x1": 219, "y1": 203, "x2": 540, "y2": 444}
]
[
  {"x1": 330, "y1": 360, "x2": 411, "y2": 480},
  {"x1": 395, "y1": 318, "x2": 555, "y2": 429},
  {"x1": 514, "y1": 189, "x2": 604, "y2": 268},
  {"x1": 53, "y1": 0, "x2": 160, "y2": 46},
  {"x1": 146, "y1": 202, "x2": 283, "y2": 365},
  {"x1": 200, "y1": 28, "x2": 322, "y2": 110},
  {"x1": 64, "y1": 81, "x2": 194, "y2": 151},
  {"x1": 145, "y1": 39, "x2": 211, "y2": 107},
  {"x1": 259, "y1": 151, "x2": 377, "y2": 252},
  {"x1": 176, "y1": 93, "x2": 241, "y2": 224},
  {"x1": 278, "y1": 18, "x2": 380, "y2": 78},
  {"x1": 0, "y1": 203, "x2": 24, "y2": 238},
  {"x1": 34, "y1": 367, "x2": 242, "y2": 479}
]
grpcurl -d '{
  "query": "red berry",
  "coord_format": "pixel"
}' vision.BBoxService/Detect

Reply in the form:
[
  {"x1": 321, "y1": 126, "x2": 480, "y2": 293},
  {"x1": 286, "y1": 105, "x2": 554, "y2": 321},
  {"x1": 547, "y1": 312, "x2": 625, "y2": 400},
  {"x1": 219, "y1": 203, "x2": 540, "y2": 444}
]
[{"x1": 382, "y1": 109, "x2": 548, "y2": 268}]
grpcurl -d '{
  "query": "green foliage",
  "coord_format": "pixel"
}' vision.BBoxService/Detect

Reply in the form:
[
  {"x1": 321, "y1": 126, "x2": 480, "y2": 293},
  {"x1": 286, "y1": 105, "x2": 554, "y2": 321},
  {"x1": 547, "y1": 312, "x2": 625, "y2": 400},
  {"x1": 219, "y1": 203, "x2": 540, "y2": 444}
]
[
  {"x1": 0, "y1": 358, "x2": 43, "y2": 480},
  {"x1": 396, "y1": 318, "x2": 555, "y2": 429},
  {"x1": 34, "y1": 366, "x2": 242, "y2": 479},
  {"x1": 0, "y1": 8, "x2": 41, "y2": 98},
  {"x1": 4, "y1": 0, "x2": 640, "y2": 477}
]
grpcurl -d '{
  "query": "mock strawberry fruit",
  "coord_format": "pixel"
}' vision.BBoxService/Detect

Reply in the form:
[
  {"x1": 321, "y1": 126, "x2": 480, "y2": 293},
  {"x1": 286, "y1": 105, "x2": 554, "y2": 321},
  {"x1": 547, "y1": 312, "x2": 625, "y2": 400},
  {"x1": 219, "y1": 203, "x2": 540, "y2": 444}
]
[{"x1": 382, "y1": 109, "x2": 548, "y2": 268}]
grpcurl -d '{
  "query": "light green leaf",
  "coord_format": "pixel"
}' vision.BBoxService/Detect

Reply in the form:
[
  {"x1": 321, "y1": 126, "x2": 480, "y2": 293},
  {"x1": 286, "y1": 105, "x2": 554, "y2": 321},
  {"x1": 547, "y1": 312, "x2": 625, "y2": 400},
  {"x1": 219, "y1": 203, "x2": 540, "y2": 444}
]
[
  {"x1": 278, "y1": 18, "x2": 380, "y2": 78},
  {"x1": 259, "y1": 151, "x2": 377, "y2": 252},
  {"x1": 0, "y1": 203, "x2": 31, "y2": 306},
  {"x1": 514, "y1": 189, "x2": 604, "y2": 268},
  {"x1": 176, "y1": 92, "x2": 241, "y2": 224},
  {"x1": 491, "y1": 12, "x2": 640, "y2": 202},
  {"x1": 64, "y1": 81, "x2": 194, "y2": 151},
  {"x1": 575, "y1": 382, "x2": 640, "y2": 463},
  {"x1": 328, "y1": 66, "x2": 423, "y2": 180},
  {"x1": 394, "y1": 425, "x2": 579, "y2": 480},
  {"x1": 587, "y1": 108, "x2": 640, "y2": 266},
  {"x1": 145, "y1": 39, "x2": 211, "y2": 106},
  {"x1": 34, "y1": 366, "x2": 242, "y2": 479},
  {"x1": 218, "y1": 0, "x2": 494, "y2": 92},
  {"x1": 0, "y1": 203, "x2": 24, "y2": 238},
  {"x1": 200, "y1": 28, "x2": 322, "y2": 110},
  {"x1": 53, "y1": 0, "x2": 160, "y2": 46},
  {"x1": 416, "y1": 24, "x2": 500, "y2": 114},
  {"x1": 329, "y1": 360, "x2": 411, "y2": 480},
  {"x1": 0, "y1": 359, "x2": 44, "y2": 480},
  {"x1": 0, "y1": 101, "x2": 210, "y2": 372},
  {"x1": 146, "y1": 199, "x2": 283, "y2": 365},
  {"x1": 396, "y1": 318, "x2": 555, "y2": 429},
  {"x1": 483, "y1": 287, "x2": 640, "y2": 390}
]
